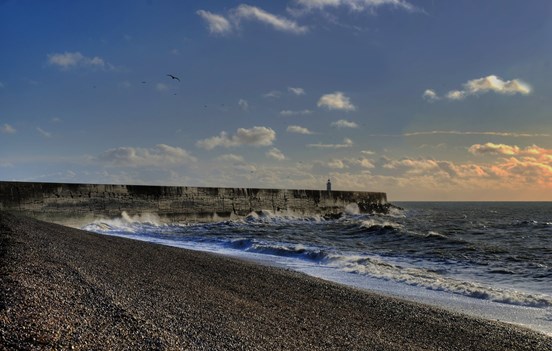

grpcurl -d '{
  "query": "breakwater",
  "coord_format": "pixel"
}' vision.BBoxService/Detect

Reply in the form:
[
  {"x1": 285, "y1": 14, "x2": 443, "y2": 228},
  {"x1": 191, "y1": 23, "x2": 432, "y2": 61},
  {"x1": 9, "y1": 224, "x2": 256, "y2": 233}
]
[{"x1": 0, "y1": 181, "x2": 388, "y2": 223}]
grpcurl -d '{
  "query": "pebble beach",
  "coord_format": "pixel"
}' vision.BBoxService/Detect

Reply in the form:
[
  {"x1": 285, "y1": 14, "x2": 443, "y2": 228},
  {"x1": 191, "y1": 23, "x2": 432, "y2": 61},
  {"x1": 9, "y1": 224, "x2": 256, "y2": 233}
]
[{"x1": 1, "y1": 212, "x2": 550, "y2": 350}]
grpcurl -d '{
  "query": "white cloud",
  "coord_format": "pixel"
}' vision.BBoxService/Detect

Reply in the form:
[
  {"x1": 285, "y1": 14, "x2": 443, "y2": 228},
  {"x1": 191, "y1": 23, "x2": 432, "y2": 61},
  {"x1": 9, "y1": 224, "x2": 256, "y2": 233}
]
[
  {"x1": 232, "y1": 4, "x2": 308, "y2": 34},
  {"x1": 288, "y1": 87, "x2": 305, "y2": 95},
  {"x1": 293, "y1": 0, "x2": 417, "y2": 12},
  {"x1": 238, "y1": 99, "x2": 249, "y2": 111},
  {"x1": 266, "y1": 147, "x2": 286, "y2": 160},
  {"x1": 426, "y1": 75, "x2": 532, "y2": 102},
  {"x1": 317, "y1": 91, "x2": 356, "y2": 111},
  {"x1": 307, "y1": 138, "x2": 353, "y2": 148},
  {"x1": 196, "y1": 10, "x2": 232, "y2": 35},
  {"x1": 47, "y1": 51, "x2": 108, "y2": 70},
  {"x1": 331, "y1": 119, "x2": 358, "y2": 128},
  {"x1": 51, "y1": 117, "x2": 62, "y2": 123},
  {"x1": 464, "y1": 75, "x2": 531, "y2": 95},
  {"x1": 197, "y1": 126, "x2": 276, "y2": 150},
  {"x1": 1, "y1": 123, "x2": 16, "y2": 134},
  {"x1": 280, "y1": 109, "x2": 313, "y2": 116},
  {"x1": 36, "y1": 127, "x2": 52, "y2": 138},
  {"x1": 361, "y1": 150, "x2": 375, "y2": 155},
  {"x1": 446, "y1": 90, "x2": 466, "y2": 100},
  {"x1": 217, "y1": 154, "x2": 245, "y2": 162},
  {"x1": 263, "y1": 90, "x2": 282, "y2": 98},
  {"x1": 287, "y1": 125, "x2": 315, "y2": 135},
  {"x1": 422, "y1": 89, "x2": 439, "y2": 102},
  {"x1": 98, "y1": 144, "x2": 197, "y2": 167}
]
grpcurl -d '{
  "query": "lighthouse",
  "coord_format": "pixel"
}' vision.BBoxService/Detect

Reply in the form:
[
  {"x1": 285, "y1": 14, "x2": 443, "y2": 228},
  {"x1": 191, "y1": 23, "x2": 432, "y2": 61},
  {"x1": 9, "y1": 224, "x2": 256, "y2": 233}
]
[{"x1": 326, "y1": 179, "x2": 332, "y2": 192}]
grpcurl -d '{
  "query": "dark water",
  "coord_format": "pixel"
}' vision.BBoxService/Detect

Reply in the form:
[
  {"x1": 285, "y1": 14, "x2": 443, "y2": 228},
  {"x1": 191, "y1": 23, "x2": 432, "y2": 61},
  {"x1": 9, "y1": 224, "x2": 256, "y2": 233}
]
[{"x1": 83, "y1": 202, "x2": 552, "y2": 308}]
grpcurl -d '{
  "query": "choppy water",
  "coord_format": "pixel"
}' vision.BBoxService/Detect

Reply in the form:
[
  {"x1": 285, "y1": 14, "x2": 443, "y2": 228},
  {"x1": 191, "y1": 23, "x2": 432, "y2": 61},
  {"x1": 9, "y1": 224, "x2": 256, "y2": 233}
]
[{"x1": 82, "y1": 202, "x2": 552, "y2": 334}]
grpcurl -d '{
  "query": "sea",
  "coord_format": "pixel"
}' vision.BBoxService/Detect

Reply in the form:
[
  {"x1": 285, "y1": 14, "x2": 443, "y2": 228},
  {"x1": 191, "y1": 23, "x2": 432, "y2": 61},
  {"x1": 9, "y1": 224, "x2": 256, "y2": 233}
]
[{"x1": 81, "y1": 202, "x2": 552, "y2": 336}]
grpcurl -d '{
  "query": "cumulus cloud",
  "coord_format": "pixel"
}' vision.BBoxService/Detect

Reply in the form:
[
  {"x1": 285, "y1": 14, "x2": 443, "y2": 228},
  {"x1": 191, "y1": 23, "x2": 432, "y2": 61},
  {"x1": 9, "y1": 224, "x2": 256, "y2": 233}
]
[
  {"x1": 287, "y1": 125, "x2": 315, "y2": 134},
  {"x1": 280, "y1": 109, "x2": 313, "y2": 116},
  {"x1": 196, "y1": 126, "x2": 276, "y2": 150},
  {"x1": 238, "y1": 99, "x2": 249, "y2": 111},
  {"x1": 288, "y1": 87, "x2": 306, "y2": 95},
  {"x1": 292, "y1": 0, "x2": 417, "y2": 12},
  {"x1": 426, "y1": 75, "x2": 532, "y2": 102},
  {"x1": 331, "y1": 119, "x2": 358, "y2": 128},
  {"x1": 318, "y1": 92, "x2": 356, "y2": 111},
  {"x1": 47, "y1": 52, "x2": 109, "y2": 70},
  {"x1": 422, "y1": 89, "x2": 439, "y2": 102},
  {"x1": 196, "y1": 10, "x2": 232, "y2": 35},
  {"x1": 266, "y1": 147, "x2": 286, "y2": 160},
  {"x1": 307, "y1": 138, "x2": 353, "y2": 148},
  {"x1": 98, "y1": 144, "x2": 197, "y2": 167},
  {"x1": 1, "y1": 123, "x2": 16, "y2": 134}
]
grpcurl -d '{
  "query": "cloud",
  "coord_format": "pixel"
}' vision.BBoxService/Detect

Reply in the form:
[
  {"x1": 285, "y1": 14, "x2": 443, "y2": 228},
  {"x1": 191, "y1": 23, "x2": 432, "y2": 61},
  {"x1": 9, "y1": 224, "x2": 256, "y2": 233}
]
[
  {"x1": 36, "y1": 127, "x2": 52, "y2": 138},
  {"x1": 331, "y1": 119, "x2": 358, "y2": 128},
  {"x1": 307, "y1": 138, "x2": 353, "y2": 148},
  {"x1": 426, "y1": 75, "x2": 532, "y2": 102},
  {"x1": 317, "y1": 92, "x2": 356, "y2": 111},
  {"x1": 469, "y1": 143, "x2": 551, "y2": 157},
  {"x1": 1, "y1": 123, "x2": 16, "y2": 134},
  {"x1": 98, "y1": 144, "x2": 197, "y2": 167},
  {"x1": 197, "y1": 126, "x2": 276, "y2": 150},
  {"x1": 287, "y1": 125, "x2": 315, "y2": 135},
  {"x1": 47, "y1": 51, "x2": 109, "y2": 70},
  {"x1": 266, "y1": 147, "x2": 286, "y2": 160},
  {"x1": 197, "y1": 10, "x2": 233, "y2": 35},
  {"x1": 263, "y1": 90, "x2": 282, "y2": 98},
  {"x1": 238, "y1": 99, "x2": 249, "y2": 111},
  {"x1": 232, "y1": 4, "x2": 308, "y2": 34},
  {"x1": 288, "y1": 87, "x2": 305, "y2": 95},
  {"x1": 292, "y1": 0, "x2": 417, "y2": 12},
  {"x1": 422, "y1": 89, "x2": 439, "y2": 102},
  {"x1": 217, "y1": 154, "x2": 245, "y2": 162},
  {"x1": 361, "y1": 150, "x2": 375, "y2": 155},
  {"x1": 280, "y1": 109, "x2": 313, "y2": 116},
  {"x1": 376, "y1": 130, "x2": 551, "y2": 138},
  {"x1": 198, "y1": 5, "x2": 308, "y2": 35}
]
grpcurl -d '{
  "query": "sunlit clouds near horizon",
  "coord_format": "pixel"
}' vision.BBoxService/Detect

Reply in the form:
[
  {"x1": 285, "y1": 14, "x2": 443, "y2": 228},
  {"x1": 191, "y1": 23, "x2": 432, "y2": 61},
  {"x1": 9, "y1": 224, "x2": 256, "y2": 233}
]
[{"x1": 1, "y1": 0, "x2": 551, "y2": 200}]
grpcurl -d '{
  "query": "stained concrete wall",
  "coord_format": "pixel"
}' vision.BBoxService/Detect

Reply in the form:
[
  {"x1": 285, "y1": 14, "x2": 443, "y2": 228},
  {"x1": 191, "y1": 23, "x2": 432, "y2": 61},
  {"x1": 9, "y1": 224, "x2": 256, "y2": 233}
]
[{"x1": 0, "y1": 181, "x2": 388, "y2": 223}]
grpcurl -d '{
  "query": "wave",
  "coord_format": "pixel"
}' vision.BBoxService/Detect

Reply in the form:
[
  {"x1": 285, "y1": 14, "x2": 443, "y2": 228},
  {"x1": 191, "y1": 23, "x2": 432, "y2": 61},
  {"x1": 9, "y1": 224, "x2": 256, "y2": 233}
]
[
  {"x1": 322, "y1": 254, "x2": 552, "y2": 308},
  {"x1": 81, "y1": 210, "x2": 552, "y2": 309}
]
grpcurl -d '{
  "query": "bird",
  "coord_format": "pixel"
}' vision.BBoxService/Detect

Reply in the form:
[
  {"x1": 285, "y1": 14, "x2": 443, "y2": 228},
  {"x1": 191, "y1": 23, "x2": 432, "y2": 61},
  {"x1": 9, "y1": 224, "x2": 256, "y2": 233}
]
[{"x1": 167, "y1": 74, "x2": 180, "y2": 82}]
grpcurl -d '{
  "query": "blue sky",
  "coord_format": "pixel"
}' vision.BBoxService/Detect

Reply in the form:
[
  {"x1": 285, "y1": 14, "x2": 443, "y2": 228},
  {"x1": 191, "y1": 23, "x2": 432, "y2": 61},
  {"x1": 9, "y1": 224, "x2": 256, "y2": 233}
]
[{"x1": 1, "y1": 0, "x2": 551, "y2": 200}]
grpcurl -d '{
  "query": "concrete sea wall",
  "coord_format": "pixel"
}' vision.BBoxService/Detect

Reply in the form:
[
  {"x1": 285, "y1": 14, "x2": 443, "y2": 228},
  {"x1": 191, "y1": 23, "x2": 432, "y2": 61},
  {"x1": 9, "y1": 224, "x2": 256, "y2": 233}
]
[{"x1": 0, "y1": 181, "x2": 388, "y2": 224}]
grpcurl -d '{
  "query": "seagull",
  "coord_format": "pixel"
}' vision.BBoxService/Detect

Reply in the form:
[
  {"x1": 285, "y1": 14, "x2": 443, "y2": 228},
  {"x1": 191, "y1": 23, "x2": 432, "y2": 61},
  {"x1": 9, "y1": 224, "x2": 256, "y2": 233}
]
[{"x1": 167, "y1": 74, "x2": 180, "y2": 82}]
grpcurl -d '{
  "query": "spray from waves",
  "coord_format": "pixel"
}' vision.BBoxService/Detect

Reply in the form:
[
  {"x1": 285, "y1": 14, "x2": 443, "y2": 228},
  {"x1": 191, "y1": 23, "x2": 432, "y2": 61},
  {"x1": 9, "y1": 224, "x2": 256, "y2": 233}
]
[{"x1": 320, "y1": 253, "x2": 552, "y2": 308}]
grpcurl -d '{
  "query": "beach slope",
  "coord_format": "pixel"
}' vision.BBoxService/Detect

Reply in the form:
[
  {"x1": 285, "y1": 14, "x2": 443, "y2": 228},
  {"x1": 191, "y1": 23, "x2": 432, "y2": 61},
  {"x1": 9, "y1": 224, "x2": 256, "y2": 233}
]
[{"x1": 1, "y1": 212, "x2": 550, "y2": 350}]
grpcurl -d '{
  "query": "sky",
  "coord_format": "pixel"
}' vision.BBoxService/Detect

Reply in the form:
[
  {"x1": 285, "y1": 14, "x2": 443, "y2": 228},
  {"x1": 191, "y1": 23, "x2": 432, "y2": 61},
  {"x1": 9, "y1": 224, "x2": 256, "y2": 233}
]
[{"x1": 0, "y1": 0, "x2": 551, "y2": 201}]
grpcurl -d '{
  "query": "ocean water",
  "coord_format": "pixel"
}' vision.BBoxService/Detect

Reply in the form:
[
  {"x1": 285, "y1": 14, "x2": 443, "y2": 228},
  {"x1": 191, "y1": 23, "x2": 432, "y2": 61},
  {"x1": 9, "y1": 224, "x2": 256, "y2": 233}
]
[{"x1": 81, "y1": 202, "x2": 552, "y2": 335}]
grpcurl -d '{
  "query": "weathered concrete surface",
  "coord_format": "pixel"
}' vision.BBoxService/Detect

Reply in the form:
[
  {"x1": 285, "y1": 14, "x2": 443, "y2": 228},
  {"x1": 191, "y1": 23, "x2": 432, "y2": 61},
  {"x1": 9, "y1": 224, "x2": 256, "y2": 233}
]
[{"x1": 0, "y1": 181, "x2": 388, "y2": 223}]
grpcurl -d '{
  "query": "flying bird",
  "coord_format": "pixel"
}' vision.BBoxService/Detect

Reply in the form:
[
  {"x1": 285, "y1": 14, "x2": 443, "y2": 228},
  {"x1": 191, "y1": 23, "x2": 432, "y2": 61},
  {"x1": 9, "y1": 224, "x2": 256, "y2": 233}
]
[{"x1": 167, "y1": 74, "x2": 180, "y2": 82}]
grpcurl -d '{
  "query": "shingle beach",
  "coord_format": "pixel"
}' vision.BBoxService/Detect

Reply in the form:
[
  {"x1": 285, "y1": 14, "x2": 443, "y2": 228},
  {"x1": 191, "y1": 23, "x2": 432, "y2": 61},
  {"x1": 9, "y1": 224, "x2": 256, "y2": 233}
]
[{"x1": 1, "y1": 212, "x2": 550, "y2": 350}]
